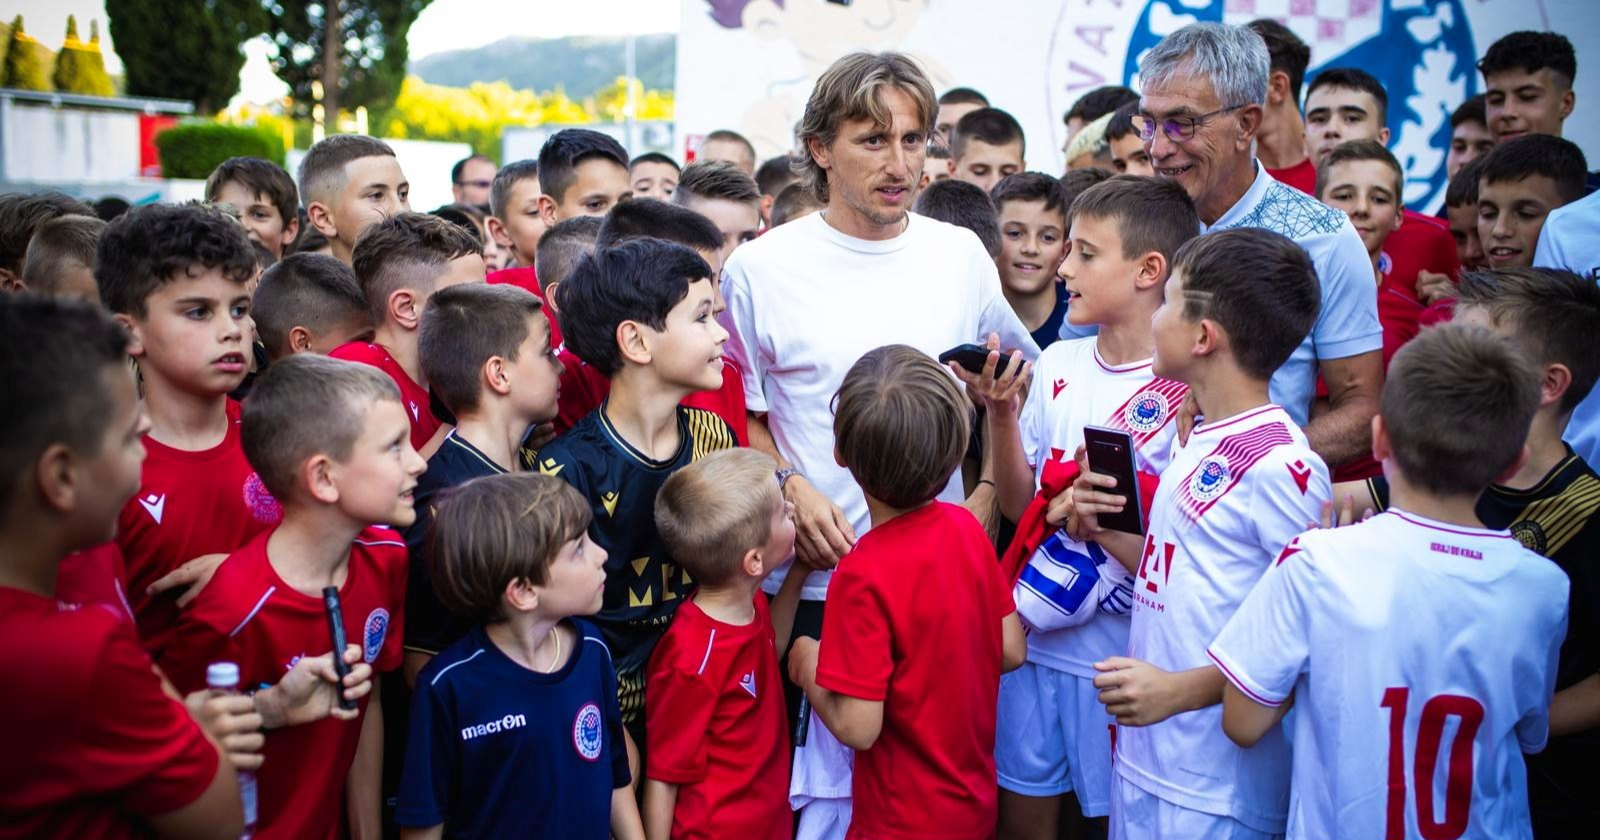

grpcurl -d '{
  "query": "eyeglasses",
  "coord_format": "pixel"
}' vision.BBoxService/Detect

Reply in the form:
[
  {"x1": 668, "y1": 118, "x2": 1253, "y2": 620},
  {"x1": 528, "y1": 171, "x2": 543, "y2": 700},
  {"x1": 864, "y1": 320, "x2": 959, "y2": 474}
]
[
  {"x1": 1131, "y1": 104, "x2": 1248, "y2": 143},
  {"x1": 455, "y1": 179, "x2": 493, "y2": 189}
]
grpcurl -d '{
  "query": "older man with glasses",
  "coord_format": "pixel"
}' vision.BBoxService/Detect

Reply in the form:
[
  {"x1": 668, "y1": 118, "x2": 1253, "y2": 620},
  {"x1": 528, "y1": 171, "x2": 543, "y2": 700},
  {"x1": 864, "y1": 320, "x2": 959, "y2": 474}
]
[{"x1": 1132, "y1": 22, "x2": 1382, "y2": 469}]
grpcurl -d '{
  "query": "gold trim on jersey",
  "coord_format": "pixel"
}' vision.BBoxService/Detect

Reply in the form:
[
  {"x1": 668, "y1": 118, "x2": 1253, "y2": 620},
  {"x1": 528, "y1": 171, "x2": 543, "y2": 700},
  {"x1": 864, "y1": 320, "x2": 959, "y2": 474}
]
[
  {"x1": 685, "y1": 407, "x2": 736, "y2": 460},
  {"x1": 1509, "y1": 472, "x2": 1600, "y2": 556}
]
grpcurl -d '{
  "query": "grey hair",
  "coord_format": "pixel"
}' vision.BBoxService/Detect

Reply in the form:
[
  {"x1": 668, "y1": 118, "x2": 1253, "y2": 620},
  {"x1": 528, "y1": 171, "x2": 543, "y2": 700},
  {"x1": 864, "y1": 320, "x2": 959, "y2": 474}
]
[{"x1": 1138, "y1": 22, "x2": 1270, "y2": 108}]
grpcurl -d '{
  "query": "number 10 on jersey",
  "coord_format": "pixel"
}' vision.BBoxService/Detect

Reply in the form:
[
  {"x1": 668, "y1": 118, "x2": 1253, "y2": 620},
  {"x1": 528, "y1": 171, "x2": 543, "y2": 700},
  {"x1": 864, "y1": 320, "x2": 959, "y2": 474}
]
[{"x1": 1381, "y1": 687, "x2": 1485, "y2": 840}]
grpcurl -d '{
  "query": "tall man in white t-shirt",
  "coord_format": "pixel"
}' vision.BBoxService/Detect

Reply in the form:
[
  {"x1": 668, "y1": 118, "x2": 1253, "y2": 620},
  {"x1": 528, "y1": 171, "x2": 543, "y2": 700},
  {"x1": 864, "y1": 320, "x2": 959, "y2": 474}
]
[
  {"x1": 720, "y1": 51, "x2": 1038, "y2": 711},
  {"x1": 1135, "y1": 22, "x2": 1384, "y2": 467}
]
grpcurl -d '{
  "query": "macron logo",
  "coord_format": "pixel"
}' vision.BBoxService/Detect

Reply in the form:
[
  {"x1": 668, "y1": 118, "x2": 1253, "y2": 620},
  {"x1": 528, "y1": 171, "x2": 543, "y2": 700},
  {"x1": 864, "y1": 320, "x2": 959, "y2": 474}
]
[
  {"x1": 408, "y1": 402, "x2": 420, "y2": 421},
  {"x1": 139, "y1": 493, "x2": 166, "y2": 524},
  {"x1": 1288, "y1": 460, "x2": 1311, "y2": 495},
  {"x1": 1053, "y1": 378, "x2": 1068, "y2": 399},
  {"x1": 739, "y1": 671, "x2": 757, "y2": 698}
]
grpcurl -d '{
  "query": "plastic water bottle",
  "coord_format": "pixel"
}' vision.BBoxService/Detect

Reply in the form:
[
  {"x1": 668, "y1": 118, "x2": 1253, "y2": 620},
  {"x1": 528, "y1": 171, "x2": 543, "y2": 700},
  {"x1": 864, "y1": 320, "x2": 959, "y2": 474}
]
[{"x1": 206, "y1": 662, "x2": 258, "y2": 839}]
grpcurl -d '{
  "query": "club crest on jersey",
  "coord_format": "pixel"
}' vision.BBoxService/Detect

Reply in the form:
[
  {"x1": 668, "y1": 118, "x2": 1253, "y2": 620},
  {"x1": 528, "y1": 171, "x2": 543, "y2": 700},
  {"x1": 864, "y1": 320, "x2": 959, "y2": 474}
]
[
  {"x1": 1190, "y1": 456, "x2": 1232, "y2": 502},
  {"x1": 573, "y1": 702, "x2": 604, "y2": 761},
  {"x1": 362, "y1": 608, "x2": 389, "y2": 663},
  {"x1": 1124, "y1": 390, "x2": 1170, "y2": 433}
]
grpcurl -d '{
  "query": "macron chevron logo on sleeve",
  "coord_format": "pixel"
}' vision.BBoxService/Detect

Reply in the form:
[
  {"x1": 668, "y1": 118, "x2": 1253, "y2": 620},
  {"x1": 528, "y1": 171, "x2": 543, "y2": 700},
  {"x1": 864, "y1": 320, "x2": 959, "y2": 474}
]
[{"x1": 139, "y1": 493, "x2": 166, "y2": 524}]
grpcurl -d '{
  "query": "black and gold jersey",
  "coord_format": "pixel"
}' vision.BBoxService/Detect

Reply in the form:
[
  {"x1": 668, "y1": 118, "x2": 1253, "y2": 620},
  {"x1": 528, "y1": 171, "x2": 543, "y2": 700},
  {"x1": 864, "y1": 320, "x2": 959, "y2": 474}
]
[{"x1": 533, "y1": 401, "x2": 738, "y2": 726}]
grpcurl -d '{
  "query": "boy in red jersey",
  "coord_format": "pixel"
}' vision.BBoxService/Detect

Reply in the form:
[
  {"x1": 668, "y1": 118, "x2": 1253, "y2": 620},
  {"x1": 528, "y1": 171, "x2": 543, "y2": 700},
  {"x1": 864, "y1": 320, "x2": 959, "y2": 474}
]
[
  {"x1": 788, "y1": 345, "x2": 1027, "y2": 840},
  {"x1": 644, "y1": 449, "x2": 807, "y2": 840},
  {"x1": 98, "y1": 203, "x2": 284, "y2": 648},
  {"x1": 160, "y1": 354, "x2": 425, "y2": 840},
  {"x1": 485, "y1": 161, "x2": 550, "y2": 312},
  {"x1": 331, "y1": 212, "x2": 485, "y2": 458}
]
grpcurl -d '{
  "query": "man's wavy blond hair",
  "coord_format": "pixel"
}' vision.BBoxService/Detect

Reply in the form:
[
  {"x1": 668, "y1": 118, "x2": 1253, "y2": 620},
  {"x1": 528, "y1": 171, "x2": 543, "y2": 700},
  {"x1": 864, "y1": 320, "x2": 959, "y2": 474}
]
[{"x1": 792, "y1": 51, "x2": 937, "y2": 204}]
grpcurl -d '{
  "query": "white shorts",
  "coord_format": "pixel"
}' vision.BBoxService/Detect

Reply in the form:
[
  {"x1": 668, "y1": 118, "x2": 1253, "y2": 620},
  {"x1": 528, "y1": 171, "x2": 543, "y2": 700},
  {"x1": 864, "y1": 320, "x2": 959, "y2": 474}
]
[
  {"x1": 994, "y1": 661, "x2": 1117, "y2": 816},
  {"x1": 1110, "y1": 776, "x2": 1281, "y2": 840}
]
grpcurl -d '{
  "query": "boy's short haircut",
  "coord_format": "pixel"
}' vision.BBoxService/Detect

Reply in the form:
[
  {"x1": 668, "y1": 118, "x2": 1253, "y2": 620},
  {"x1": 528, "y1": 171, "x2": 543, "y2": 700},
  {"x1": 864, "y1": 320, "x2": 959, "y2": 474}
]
[
  {"x1": 755, "y1": 155, "x2": 798, "y2": 197},
  {"x1": 1063, "y1": 85, "x2": 1139, "y2": 127},
  {"x1": 1306, "y1": 67, "x2": 1389, "y2": 123},
  {"x1": 926, "y1": 142, "x2": 951, "y2": 161},
  {"x1": 990, "y1": 172, "x2": 1067, "y2": 216},
  {"x1": 597, "y1": 198, "x2": 723, "y2": 254},
  {"x1": 537, "y1": 129, "x2": 630, "y2": 205},
  {"x1": 1068, "y1": 175, "x2": 1199, "y2": 262},
  {"x1": 770, "y1": 183, "x2": 824, "y2": 228},
  {"x1": 204, "y1": 157, "x2": 299, "y2": 228},
  {"x1": 556, "y1": 237, "x2": 714, "y2": 376},
  {"x1": 251, "y1": 240, "x2": 278, "y2": 271},
  {"x1": 251, "y1": 253, "x2": 368, "y2": 358},
  {"x1": 1172, "y1": 227, "x2": 1321, "y2": 380},
  {"x1": 240, "y1": 353, "x2": 401, "y2": 499},
  {"x1": 93, "y1": 196, "x2": 132, "y2": 222},
  {"x1": 0, "y1": 294, "x2": 130, "y2": 513},
  {"x1": 1458, "y1": 267, "x2": 1600, "y2": 413},
  {"x1": 1314, "y1": 138, "x2": 1402, "y2": 198},
  {"x1": 0, "y1": 191, "x2": 95, "y2": 275},
  {"x1": 1445, "y1": 157, "x2": 1484, "y2": 208},
  {"x1": 350, "y1": 212, "x2": 483, "y2": 323},
  {"x1": 1451, "y1": 93, "x2": 1487, "y2": 129},
  {"x1": 96, "y1": 203, "x2": 257, "y2": 317},
  {"x1": 290, "y1": 223, "x2": 331, "y2": 256},
  {"x1": 674, "y1": 160, "x2": 762, "y2": 208},
  {"x1": 911, "y1": 179, "x2": 1001, "y2": 258},
  {"x1": 427, "y1": 472, "x2": 592, "y2": 623},
  {"x1": 939, "y1": 87, "x2": 989, "y2": 107},
  {"x1": 420, "y1": 283, "x2": 544, "y2": 416},
  {"x1": 630, "y1": 151, "x2": 681, "y2": 173},
  {"x1": 1477, "y1": 31, "x2": 1576, "y2": 88},
  {"x1": 22, "y1": 215, "x2": 107, "y2": 294},
  {"x1": 1059, "y1": 167, "x2": 1113, "y2": 211},
  {"x1": 489, "y1": 159, "x2": 539, "y2": 220},
  {"x1": 1475, "y1": 134, "x2": 1588, "y2": 205},
  {"x1": 533, "y1": 215, "x2": 604, "y2": 289},
  {"x1": 704, "y1": 129, "x2": 757, "y2": 164},
  {"x1": 1246, "y1": 18, "x2": 1312, "y2": 101},
  {"x1": 297, "y1": 134, "x2": 398, "y2": 206},
  {"x1": 833, "y1": 344, "x2": 970, "y2": 509},
  {"x1": 1105, "y1": 101, "x2": 1139, "y2": 142},
  {"x1": 430, "y1": 203, "x2": 488, "y2": 245},
  {"x1": 655, "y1": 448, "x2": 781, "y2": 588},
  {"x1": 950, "y1": 107, "x2": 1026, "y2": 160},
  {"x1": 1381, "y1": 323, "x2": 1540, "y2": 496}
]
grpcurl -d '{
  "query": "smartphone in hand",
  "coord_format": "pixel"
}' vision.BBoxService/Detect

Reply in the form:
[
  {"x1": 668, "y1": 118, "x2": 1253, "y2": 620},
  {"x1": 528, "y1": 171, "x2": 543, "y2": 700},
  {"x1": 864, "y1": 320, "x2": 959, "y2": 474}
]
[{"x1": 1083, "y1": 425, "x2": 1145, "y2": 536}]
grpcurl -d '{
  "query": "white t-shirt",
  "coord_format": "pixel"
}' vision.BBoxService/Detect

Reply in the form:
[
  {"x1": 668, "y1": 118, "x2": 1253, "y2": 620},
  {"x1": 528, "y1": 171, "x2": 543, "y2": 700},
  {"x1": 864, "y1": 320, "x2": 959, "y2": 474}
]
[
  {"x1": 1116, "y1": 404, "x2": 1330, "y2": 833},
  {"x1": 1534, "y1": 189, "x2": 1600, "y2": 468},
  {"x1": 1208, "y1": 510, "x2": 1569, "y2": 840},
  {"x1": 1204, "y1": 162, "x2": 1383, "y2": 426},
  {"x1": 722, "y1": 210, "x2": 1039, "y2": 601},
  {"x1": 1014, "y1": 338, "x2": 1189, "y2": 676}
]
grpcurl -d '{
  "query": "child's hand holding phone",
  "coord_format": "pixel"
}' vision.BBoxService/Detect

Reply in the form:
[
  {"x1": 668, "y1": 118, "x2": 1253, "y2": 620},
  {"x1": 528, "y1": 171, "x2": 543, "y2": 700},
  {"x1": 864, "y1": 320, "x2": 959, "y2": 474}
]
[{"x1": 943, "y1": 333, "x2": 1031, "y2": 417}]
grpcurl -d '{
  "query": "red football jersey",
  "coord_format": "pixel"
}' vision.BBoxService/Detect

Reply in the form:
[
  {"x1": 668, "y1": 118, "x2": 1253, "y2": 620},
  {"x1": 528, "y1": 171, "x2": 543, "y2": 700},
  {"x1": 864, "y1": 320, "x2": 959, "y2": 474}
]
[
  {"x1": 158, "y1": 525, "x2": 407, "y2": 840},
  {"x1": 1380, "y1": 210, "x2": 1459, "y2": 301},
  {"x1": 646, "y1": 593, "x2": 791, "y2": 840},
  {"x1": 0, "y1": 587, "x2": 219, "y2": 840},
  {"x1": 487, "y1": 265, "x2": 562, "y2": 347},
  {"x1": 1267, "y1": 157, "x2": 1317, "y2": 196},
  {"x1": 55, "y1": 541, "x2": 133, "y2": 624},
  {"x1": 1331, "y1": 282, "x2": 1424, "y2": 481},
  {"x1": 551, "y1": 354, "x2": 750, "y2": 446},
  {"x1": 118, "y1": 399, "x2": 281, "y2": 649},
  {"x1": 329, "y1": 341, "x2": 440, "y2": 452},
  {"x1": 815, "y1": 502, "x2": 1015, "y2": 840}
]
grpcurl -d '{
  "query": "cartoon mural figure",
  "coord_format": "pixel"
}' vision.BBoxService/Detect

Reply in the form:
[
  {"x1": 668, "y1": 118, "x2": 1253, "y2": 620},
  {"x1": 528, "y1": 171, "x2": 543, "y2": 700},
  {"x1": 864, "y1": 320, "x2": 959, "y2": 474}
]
[
  {"x1": 707, "y1": 0, "x2": 944, "y2": 157},
  {"x1": 1109, "y1": 0, "x2": 1476, "y2": 212}
]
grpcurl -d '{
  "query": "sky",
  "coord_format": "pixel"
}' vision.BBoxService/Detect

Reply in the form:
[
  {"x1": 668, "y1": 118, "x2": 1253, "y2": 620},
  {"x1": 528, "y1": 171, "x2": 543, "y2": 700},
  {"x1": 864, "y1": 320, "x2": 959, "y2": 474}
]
[{"x1": 8, "y1": 0, "x2": 684, "y2": 103}]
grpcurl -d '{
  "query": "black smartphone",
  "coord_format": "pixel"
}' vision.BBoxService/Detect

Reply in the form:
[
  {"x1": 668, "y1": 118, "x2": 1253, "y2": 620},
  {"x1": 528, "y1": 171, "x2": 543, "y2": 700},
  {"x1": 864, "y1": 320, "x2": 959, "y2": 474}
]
[
  {"x1": 939, "y1": 343, "x2": 1002, "y2": 378},
  {"x1": 322, "y1": 586, "x2": 359, "y2": 712},
  {"x1": 1083, "y1": 425, "x2": 1145, "y2": 536}
]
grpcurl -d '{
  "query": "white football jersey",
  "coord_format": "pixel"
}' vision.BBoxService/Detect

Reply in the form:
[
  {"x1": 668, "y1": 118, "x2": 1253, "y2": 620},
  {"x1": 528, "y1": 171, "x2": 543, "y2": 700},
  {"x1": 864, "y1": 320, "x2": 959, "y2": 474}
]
[
  {"x1": 1015, "y1": 338, "x2": 1189, "y2": 676},
  {"x1": 1208, "y1": 509, "x2": 1568, "y2": 840},
  {"x1": 1116, "y1": 404, "x2": 1330, "y2": 834}
]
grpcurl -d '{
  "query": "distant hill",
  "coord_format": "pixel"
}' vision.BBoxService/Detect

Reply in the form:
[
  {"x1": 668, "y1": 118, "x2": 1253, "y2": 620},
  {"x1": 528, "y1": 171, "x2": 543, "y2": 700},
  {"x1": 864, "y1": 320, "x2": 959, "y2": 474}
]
[{"x1": 410, "y1": 33, "x2": 675, "y2": 98}]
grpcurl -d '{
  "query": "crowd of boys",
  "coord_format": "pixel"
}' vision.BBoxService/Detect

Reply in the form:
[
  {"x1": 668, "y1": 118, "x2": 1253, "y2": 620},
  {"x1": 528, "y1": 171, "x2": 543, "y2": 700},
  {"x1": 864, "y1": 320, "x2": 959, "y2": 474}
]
[{"x1": 1, "y1": 18, "x2": 1595, "y2": 840}]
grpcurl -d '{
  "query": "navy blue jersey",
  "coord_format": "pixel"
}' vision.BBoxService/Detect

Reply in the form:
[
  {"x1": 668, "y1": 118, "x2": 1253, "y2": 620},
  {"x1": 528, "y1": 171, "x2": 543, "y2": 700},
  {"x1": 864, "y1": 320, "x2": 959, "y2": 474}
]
[
  {"x1": 397, "y1": 619, "x2": 629, "y2": 838},
  {"x1": 402, "y1": 431, "x2": 509, "y2": 656},
  {"x1": 1030, "y1": 282, "x2": 1072, "y2": 352},
  {"x1": 533, "y1": 402, "x2": 738, "y2": 727}
]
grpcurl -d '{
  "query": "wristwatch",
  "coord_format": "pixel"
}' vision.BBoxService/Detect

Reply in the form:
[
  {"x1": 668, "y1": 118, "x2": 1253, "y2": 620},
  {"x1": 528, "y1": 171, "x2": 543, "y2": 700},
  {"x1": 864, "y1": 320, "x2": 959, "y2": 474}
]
[{"x1": 775, "y1": 467, "x2": 802, "y2": 491}]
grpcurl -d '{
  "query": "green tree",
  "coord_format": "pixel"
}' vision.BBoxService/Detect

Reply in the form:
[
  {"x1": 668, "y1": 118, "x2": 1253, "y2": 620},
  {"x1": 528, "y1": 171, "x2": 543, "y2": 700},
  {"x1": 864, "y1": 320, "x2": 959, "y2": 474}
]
[
  {"x1": 106, "y1": 0, "x2": 263, "y2": 113},
  {"x1": 2, "y1": 16, "x2": 51, "y2": 92},
  {"x1": 53, "y1": 16, "x2": 116, "y2": 97},
  {"x1": 265, "y1": 1, "x2": 433, "y2": 120}
]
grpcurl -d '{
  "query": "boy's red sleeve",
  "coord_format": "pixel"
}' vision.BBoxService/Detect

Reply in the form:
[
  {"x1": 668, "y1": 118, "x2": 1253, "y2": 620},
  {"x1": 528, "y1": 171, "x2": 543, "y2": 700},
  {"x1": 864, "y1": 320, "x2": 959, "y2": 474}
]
[
  {"x1": 644, "y1": 665, "x2": 717, "y2": 783},
  {"x1": 92, "y1": 622, "x2": 221, "y2": 816},
  {"x1": 815, "y1": 568, "x2": 892, "y2": 701},
  {"x1": 156, "y1": 613, "x2": 236, "y2": 697}
]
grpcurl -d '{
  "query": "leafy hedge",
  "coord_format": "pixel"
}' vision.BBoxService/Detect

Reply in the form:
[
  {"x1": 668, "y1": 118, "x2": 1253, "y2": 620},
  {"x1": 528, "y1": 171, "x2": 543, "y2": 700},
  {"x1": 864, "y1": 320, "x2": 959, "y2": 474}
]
[{"x1": 155, "y1": 122, "x2": 286, "y2": 179}]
